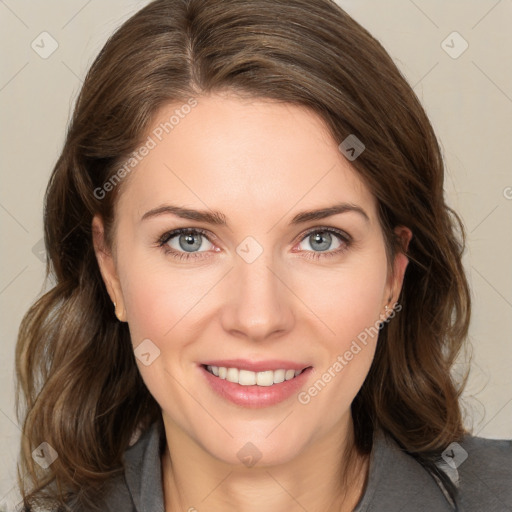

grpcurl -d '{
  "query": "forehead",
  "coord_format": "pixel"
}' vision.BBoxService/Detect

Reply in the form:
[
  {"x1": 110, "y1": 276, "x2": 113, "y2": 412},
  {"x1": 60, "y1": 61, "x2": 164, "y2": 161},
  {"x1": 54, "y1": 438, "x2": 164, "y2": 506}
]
[{"x1": 116, "y1": 93, "x2": 377, "y2": 225}]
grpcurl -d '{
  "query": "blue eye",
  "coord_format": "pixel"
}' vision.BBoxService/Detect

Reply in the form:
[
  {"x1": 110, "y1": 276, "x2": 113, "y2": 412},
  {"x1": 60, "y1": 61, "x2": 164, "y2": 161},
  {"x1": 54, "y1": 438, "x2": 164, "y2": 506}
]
[
  {"x1": 156, "y1": 226, "x2": 351, "y2": 261},
  {"x1": 296, "y1": 228, "x2": 351, "y2": 260},
  {"x1": 157, "y1": 228, "x2": 214, "y2": 260}
]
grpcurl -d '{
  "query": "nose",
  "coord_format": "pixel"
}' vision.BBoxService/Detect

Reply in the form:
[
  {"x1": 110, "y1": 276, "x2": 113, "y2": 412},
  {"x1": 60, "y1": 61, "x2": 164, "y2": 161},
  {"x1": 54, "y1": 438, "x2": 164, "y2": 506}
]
[{"x1": 219, "y1": 248, "x2": 296, "y2": 343}]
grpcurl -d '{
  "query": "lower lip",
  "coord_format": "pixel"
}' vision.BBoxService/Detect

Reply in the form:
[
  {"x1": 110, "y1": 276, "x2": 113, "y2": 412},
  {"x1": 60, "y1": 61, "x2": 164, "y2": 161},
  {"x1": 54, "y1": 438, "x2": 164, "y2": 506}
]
[{"x1": 200, "y1": 365, "x2": 312, "y2": 408}]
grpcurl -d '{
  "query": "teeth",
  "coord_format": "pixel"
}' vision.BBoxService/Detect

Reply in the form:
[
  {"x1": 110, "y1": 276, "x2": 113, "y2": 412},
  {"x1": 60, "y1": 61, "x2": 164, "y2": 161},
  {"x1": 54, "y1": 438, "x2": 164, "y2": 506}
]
[
  {"x1": 273, "y1": 369, "x2": 285, "y2": 383},
  {"x1": 256, "y1": 370, "x2": 273, "y2": 386},
  {"x1": 226, "y1": 367, "x2": 239, "y2": 382},
  {"x1": 206, "y1": 365, "x2": 305, "y2": 386},
  {"x1": 239, "y1": 369, "x2": 256, "y2": 385}
]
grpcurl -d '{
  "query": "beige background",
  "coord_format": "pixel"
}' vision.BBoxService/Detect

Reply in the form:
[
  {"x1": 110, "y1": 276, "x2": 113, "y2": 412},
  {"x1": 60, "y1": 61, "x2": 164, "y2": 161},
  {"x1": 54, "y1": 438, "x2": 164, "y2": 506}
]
[{"x1": 1, "y1": 0, "x2": 511, "y2": 508}]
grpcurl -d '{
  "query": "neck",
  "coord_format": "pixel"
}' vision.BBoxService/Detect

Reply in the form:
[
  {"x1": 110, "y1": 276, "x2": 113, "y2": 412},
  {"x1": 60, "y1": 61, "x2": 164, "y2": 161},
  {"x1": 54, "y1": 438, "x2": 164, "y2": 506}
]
[{"x1": 161, "y1": 414, "x2": 370, "y2": 512}]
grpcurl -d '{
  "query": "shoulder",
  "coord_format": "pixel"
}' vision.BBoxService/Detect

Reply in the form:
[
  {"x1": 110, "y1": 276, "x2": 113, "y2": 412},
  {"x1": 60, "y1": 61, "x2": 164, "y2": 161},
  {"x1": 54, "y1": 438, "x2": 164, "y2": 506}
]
[
  {"x1": 355, "y1": 429, "x2": 512, "y2": 512},
  {"x1": 355, "y1": 430, "x2": 456, "y2": 511},
  {"x1": 455, "y1": 433, "x2": 512, "y2": 511},
  {"x1": 62, "y1": 423, "x2": 163, "y2": 512}
]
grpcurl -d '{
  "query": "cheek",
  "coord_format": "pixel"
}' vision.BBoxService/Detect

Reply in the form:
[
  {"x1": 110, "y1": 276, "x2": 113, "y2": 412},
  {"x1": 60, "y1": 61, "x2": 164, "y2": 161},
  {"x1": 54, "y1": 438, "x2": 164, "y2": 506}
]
[
  {"x1": 120, "y1": 259, "x2": 195, "y2": 345},
  {"x1": 295, "y1": 251, "x2": 388, "y2": 401},
  {"x1": 297, "y1": 254, "x2": 388, "y2": 344},
  {"x1": 338, "y1": 270, "x2": 387, "y2": 341}
]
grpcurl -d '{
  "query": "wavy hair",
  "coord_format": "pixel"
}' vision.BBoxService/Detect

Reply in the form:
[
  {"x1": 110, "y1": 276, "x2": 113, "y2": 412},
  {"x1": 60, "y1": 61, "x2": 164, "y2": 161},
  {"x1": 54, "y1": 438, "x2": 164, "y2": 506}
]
[{"x1": 15, "y1": 0, "x2": 471, "y2": 509}]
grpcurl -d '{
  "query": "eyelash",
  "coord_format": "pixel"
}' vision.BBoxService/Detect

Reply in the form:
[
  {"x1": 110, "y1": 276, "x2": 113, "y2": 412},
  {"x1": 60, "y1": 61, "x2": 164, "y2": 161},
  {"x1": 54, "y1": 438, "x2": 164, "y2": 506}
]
[{"x1": 156, "y1": 226, "x2": 352, "y2": 261}]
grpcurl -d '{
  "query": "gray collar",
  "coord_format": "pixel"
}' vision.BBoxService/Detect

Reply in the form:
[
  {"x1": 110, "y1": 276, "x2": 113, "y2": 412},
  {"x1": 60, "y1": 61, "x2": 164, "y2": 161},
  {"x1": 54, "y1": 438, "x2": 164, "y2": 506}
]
[{"x1": 124, "y1": 419, "x2": 166, "y2": 512}]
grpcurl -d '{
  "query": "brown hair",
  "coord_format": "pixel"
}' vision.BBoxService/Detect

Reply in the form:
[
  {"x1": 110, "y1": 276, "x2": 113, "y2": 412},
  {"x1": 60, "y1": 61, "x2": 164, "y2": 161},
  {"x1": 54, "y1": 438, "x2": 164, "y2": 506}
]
[{"x1": 15, "y1": 0, "x2": 471, "y2": 509}]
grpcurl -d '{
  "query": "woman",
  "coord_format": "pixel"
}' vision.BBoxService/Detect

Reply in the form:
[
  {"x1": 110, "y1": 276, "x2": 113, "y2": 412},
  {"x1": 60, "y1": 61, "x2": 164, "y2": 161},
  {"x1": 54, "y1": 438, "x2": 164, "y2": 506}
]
[{"x1": 14, "y1": 0, "x2": 511, "y2": 511}]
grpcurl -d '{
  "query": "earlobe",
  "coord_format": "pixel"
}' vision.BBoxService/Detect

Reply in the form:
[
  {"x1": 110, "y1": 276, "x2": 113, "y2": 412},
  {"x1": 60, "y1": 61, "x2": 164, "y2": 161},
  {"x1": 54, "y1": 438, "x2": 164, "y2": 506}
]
[
  {"x1": 92, "y1": 215, "x2": 127, "y2": 322},
  {"x1": 113, "y1": 300, "x2": 126, "y2": 322}
]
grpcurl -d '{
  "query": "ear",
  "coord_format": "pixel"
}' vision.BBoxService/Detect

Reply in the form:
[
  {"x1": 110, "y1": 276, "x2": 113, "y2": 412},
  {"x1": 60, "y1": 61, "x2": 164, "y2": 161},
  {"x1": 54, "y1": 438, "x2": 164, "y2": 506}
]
[
  {"x1": 383, "y1": 225, "x2": 413, "y2": 310},
  {"x1": 92, "y1": 214, "x2": 127, "y2": 322}
]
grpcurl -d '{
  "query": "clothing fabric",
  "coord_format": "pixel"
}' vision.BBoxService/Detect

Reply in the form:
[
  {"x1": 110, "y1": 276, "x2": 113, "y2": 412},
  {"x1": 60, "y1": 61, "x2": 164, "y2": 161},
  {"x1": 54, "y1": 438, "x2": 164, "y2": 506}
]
[{"x1": 73, "y1": 419, "x2": 512, "y2": 511}]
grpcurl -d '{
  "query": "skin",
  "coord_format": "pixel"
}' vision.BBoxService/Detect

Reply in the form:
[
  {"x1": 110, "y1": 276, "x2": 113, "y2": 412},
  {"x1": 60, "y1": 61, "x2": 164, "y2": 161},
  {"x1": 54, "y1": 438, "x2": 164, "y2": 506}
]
[{"x1": 93, "y1": 92, "x2": 411, "y2": 512}]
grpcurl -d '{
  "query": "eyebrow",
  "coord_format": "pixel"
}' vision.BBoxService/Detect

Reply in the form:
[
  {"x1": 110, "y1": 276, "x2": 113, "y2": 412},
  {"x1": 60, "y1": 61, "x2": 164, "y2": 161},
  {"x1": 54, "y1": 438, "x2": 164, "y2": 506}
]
[{"x1": 140, "y1": 202, "x2": 370, "y2": 226}]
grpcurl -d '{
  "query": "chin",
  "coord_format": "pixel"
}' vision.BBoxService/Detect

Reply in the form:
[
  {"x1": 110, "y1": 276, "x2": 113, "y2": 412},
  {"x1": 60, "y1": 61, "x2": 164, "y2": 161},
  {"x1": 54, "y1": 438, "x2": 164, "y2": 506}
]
[{"x1": 194, "y1": 426, "x2": 311, "y2": 468}]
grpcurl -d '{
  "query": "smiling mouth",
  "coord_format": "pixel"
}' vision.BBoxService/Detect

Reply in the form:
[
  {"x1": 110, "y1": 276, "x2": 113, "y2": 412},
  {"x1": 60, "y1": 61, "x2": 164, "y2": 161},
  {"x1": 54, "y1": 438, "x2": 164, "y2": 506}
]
[{"x1": 203, "y1": 365, "x2": 309, "y2": 387}]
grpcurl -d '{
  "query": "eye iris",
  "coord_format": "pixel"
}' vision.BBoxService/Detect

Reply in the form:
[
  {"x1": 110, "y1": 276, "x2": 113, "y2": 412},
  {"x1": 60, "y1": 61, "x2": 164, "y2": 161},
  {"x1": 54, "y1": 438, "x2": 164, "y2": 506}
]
[
  {"x1": 310, "y1": 231, "x2": 332, "y2": 251},
  {"x1": 179, "y1": 233, "x2": 202, "y2": 252}
]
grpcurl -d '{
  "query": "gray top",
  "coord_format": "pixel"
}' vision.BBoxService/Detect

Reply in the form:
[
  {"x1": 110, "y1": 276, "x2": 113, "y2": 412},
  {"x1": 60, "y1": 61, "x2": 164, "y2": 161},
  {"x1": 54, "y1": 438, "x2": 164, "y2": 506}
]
[{"x1": 72, "y1": 420, "x2": 512, "y2": 511}]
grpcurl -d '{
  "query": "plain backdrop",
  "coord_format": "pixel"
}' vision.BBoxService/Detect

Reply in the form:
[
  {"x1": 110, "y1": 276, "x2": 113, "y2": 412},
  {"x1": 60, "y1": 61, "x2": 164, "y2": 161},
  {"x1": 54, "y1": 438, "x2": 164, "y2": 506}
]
[{"x1": 1, "y1": 0, "x2": 511, "y2": 508}]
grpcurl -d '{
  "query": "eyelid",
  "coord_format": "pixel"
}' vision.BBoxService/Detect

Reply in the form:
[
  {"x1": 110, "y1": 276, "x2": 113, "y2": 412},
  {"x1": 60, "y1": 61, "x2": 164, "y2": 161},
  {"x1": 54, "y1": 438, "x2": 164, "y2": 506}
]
[
  {"x1": 297, "y1": 225, "x2": 352, "y2": 243},
  {"x1": 157, "y1": 227, "x2": 213, "y2": 244}
]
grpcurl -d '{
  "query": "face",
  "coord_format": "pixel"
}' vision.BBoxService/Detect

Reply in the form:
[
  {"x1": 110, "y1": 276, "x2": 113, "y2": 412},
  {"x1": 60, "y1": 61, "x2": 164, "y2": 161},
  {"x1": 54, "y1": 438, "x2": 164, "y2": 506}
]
[{"x1": 93, "y1": 92, "x2": 410, "y2": 467}]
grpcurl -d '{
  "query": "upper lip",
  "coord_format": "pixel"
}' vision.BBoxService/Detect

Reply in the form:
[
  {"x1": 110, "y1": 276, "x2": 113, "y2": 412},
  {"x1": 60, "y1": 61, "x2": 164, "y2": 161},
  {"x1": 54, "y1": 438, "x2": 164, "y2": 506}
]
[{"x1": 200, "y1": 359, "x2": 311, "y2": 372}]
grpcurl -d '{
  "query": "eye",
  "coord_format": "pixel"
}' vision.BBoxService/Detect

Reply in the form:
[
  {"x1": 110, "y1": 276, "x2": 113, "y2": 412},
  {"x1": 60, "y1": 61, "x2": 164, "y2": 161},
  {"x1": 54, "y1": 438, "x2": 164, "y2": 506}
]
[
  {"x1": 294, "y1": 227, "x2": 351, "y2": 260},
  {"x1": 156, "y1": 226, "x2": 352, "y2": 262},
  {"x1": 157, "y1": 228, "x2": 216, "y2": 261}
]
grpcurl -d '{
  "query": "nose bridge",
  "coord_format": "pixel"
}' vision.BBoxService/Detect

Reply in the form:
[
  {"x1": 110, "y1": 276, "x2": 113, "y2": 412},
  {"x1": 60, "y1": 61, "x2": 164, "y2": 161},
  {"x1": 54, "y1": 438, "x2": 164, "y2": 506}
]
[{"x1": 220, "y1": 237, "x2": 294, "y2": 340}]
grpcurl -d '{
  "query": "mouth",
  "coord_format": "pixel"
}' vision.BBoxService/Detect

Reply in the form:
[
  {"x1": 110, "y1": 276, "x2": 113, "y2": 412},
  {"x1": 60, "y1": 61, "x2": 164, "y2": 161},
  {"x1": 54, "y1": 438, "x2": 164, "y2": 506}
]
[
  {"x1": 199, "y1": 360, "x2": 313, "y2": 408},
  {"x1": 202, "y1": 364, "x2": 309, "y2": 387}
]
